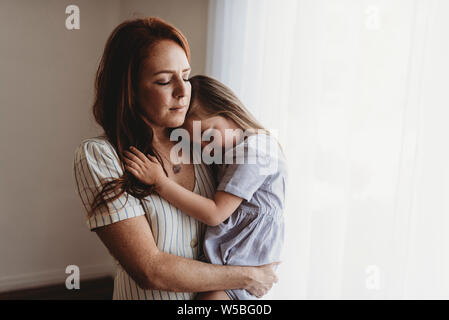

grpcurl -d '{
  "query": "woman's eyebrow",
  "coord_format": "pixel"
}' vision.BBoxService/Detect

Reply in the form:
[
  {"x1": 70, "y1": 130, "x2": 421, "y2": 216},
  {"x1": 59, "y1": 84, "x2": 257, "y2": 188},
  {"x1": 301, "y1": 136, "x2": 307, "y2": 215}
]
[{"x1": 152, "y1": 68, "x2": 191, "y2": 76}]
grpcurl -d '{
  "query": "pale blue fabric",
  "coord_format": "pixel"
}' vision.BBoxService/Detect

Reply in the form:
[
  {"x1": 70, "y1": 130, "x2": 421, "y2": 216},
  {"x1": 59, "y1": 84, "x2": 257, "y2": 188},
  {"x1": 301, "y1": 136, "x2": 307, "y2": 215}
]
[{"x1": 202, "y1": 133, "x2": 288, "y2": 300}]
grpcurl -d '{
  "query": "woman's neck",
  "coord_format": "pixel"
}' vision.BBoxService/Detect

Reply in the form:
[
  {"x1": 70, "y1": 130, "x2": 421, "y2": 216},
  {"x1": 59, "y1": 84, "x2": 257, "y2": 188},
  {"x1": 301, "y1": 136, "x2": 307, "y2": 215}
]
[{"x1": 151, "y1": 126, "x2": 175, "y2": 151}]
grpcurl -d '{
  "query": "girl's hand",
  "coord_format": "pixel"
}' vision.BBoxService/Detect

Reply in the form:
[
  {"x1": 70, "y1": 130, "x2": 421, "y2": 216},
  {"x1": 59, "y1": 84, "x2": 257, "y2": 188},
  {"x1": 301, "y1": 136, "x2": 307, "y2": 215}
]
[
  {"x1": 245, "y1": 262, "x2": 280, "y2": 298},
  {"x1": 123, "y1": 146, "x2": 166, "y2": 186}
]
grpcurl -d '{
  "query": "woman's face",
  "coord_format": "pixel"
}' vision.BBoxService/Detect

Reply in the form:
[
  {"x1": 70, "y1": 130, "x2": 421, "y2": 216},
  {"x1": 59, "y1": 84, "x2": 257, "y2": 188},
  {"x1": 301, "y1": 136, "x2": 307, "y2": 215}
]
[{"x1": 136, "y1": 40, "x2": 191, "y2": 130}]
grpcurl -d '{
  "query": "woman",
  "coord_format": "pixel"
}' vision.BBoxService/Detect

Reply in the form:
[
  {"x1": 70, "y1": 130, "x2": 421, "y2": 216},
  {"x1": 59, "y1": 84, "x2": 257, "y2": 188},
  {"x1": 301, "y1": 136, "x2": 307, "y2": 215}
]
[{"x1": 72, "y1": 17, "x2": 278, "y2": 300}]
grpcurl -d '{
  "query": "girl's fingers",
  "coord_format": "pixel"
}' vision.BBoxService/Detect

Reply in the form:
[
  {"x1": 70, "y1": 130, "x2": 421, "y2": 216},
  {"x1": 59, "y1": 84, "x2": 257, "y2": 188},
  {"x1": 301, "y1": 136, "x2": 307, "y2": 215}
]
[
  {"x1": 147, "y1": 154, "x2": 158, "y2": 163},
  {"x1": 124, "y1": 150, "x2": 143, "y2": 166},
  {"x1": 129, "y1": 146, "x2": 148, "y2": 163},
  {"x1": 123, "y1": 156, "x2": 141, "y2": 171},
  {"x1": 125, "y1": 165, "x2": 139, "y2": 176}
]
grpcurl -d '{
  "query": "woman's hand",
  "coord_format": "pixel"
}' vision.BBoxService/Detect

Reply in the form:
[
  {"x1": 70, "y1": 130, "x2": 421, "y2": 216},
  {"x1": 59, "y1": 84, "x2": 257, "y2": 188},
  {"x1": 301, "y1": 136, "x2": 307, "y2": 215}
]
[
  {"x1": 245, "y1": 262, "x2": 280, "y2": 298},
  {"x1": 124, "y1": 146, "x2": 166, "y2": 186}
]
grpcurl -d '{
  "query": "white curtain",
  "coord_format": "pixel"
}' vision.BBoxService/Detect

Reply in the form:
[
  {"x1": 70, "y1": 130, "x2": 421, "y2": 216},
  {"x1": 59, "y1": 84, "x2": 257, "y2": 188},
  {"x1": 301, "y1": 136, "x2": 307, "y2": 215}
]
[{"x1": 206, "y1": 0, "x2": 449, "y2": 299}]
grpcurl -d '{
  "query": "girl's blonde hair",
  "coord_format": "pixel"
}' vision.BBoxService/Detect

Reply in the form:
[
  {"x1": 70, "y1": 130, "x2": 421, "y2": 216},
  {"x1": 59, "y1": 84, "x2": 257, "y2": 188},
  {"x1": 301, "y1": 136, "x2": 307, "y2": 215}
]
[
  {"x1": 188, "y1": 75, "x2": 270, "y2": 135},
  {"x1": 188, "y1": 75, "x2": 286, "y2": 168}
]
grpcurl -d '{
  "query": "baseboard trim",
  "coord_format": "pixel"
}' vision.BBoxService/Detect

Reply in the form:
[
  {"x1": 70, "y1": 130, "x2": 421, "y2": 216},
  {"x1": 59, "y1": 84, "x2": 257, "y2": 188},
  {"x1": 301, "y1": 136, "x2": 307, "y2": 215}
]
[{"x1": 0, "y1": 263, "x2": 115, "y2": 293}]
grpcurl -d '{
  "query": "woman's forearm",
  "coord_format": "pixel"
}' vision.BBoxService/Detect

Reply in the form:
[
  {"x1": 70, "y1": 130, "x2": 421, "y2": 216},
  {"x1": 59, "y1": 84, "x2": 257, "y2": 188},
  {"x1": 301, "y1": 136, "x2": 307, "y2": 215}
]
[
  {"x1": 146, "y1": 250, "x2": 251, "y2": 292},
  {"x1": 95, "y1": 216, "x2": 275, "y2": 297}
]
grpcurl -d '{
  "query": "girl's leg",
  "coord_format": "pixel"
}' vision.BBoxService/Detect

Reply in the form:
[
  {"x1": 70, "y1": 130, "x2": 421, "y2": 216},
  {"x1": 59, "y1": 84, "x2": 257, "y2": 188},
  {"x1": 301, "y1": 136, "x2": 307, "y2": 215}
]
[{"x1": 196, "y1": 290, "x2": 231, "y2": 300}]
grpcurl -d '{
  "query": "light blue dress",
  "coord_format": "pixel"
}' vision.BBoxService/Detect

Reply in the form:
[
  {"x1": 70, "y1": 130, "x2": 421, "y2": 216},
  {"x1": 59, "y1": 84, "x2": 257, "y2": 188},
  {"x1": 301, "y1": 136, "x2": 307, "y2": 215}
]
[{"x1": 202, "y1": 133, "x2": 288, "y2": 300}]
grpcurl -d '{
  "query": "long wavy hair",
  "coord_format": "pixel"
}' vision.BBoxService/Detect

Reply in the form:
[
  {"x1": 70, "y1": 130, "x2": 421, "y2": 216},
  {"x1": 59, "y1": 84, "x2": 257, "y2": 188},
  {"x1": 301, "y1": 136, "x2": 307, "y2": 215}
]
[{"x1": 89, "y1": 17, "x2": 190, "y2": 217}]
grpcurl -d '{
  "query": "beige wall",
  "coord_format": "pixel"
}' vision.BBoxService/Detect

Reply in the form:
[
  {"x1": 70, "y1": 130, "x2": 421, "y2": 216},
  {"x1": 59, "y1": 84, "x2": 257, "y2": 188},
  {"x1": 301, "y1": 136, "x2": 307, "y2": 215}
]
[{"x1": 0, "y1": 0, "x2": 209, "y2": 292}]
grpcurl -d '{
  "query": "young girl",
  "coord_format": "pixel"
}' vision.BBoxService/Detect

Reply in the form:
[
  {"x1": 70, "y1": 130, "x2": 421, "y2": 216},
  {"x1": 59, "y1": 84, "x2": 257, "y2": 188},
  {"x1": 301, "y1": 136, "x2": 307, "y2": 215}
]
[{"x1": 124, "y1": 75, "x2": 288, "y2": 300}]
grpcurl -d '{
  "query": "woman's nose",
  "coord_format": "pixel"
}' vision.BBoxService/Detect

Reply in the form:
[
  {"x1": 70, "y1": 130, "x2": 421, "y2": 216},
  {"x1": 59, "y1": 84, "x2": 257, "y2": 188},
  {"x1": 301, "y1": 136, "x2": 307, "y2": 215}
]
[{"x1": 173, "y1": 76, "x2": 189, "y2": 99}]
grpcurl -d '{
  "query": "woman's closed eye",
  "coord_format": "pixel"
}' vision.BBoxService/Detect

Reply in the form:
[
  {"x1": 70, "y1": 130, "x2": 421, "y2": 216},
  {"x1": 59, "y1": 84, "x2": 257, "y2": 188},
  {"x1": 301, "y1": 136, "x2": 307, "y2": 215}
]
[
  {"x1": 156, "y1": 79, "x2": 170, "y2": 85},
  {"x1": 156, "y1": 77, "x2": 190, "y2": 86}
]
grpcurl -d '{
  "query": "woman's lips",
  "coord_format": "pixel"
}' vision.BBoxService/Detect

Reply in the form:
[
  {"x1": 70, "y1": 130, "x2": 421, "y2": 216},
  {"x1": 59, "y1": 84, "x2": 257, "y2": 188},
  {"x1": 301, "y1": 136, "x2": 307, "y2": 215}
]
[{"x1": 169, "y1": 106, "x2": 186, "y2": 112}]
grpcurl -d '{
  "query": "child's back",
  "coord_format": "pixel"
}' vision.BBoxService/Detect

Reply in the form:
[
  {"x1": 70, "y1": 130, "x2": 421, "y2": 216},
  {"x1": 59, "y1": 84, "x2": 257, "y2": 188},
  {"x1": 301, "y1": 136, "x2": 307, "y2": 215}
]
[{"x1": 203, "y1": 133, "x2": 288, "y2": 300}]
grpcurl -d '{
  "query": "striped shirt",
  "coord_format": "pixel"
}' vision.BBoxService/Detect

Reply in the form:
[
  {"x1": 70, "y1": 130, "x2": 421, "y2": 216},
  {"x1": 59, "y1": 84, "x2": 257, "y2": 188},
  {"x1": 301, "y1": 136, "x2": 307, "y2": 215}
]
[{"x1": 72, "y1": 135, "x2": 216, "y2": 300}]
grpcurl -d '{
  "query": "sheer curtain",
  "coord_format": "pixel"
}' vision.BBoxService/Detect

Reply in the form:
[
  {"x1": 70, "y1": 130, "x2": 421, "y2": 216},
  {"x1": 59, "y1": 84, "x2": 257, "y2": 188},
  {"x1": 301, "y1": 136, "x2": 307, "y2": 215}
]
[{"x1": 206, "y1": 0, "x2": 449, "y2": 299}]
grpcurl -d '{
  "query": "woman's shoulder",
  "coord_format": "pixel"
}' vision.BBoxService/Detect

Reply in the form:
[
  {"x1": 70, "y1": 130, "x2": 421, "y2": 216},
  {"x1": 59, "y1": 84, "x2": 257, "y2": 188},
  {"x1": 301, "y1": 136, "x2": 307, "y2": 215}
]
[
  {"x1": 74, "y1": 135, "x2": 119, "y2": 165},
  {"x1": 73, "y1": 135, "x2": 125, "y2": 182}
]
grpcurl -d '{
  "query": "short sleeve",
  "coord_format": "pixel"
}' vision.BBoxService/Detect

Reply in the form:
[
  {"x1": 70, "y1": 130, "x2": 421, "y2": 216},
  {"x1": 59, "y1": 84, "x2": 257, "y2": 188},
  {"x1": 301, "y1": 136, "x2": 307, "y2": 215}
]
[
  {"x1": 216, "y1": 134, "x2": 279, "y2": 202},
  {"x1": 72, "y1": 138, "x2": 145, "y2": 231}
]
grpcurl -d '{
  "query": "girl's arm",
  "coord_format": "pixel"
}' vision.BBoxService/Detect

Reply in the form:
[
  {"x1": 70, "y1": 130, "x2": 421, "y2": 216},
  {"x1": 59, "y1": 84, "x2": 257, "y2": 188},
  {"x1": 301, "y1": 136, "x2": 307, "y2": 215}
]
[
  {"x1": 157, "y1": 179, "x2": 242, "y2": 226},
  {"x1": 124, "y1": 147, "x2": 242, "y2": 226}
]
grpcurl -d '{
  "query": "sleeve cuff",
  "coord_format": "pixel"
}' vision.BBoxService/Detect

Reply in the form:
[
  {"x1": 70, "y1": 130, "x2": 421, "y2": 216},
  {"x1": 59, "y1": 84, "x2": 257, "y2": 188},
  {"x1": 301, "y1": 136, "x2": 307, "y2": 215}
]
[
  {"x1": 86, "y1": 204, "x2": 146, "y2": 231},
  {"x1": 217, "y1": 183, "x2": 252, "y2": 202}
]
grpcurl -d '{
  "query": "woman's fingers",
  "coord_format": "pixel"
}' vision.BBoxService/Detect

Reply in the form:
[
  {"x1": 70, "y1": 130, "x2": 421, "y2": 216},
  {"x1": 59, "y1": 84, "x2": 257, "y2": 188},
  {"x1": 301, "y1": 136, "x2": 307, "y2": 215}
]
[{"x1": 245, "y1": 263, "x2": 279, "y2": 298}]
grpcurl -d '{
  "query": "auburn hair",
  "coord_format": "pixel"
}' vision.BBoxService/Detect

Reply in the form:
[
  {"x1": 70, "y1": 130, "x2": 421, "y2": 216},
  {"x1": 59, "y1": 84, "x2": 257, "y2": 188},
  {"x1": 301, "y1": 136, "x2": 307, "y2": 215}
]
[{"x1": 89, "y1": 17, "x2": 190, "y2": 217}]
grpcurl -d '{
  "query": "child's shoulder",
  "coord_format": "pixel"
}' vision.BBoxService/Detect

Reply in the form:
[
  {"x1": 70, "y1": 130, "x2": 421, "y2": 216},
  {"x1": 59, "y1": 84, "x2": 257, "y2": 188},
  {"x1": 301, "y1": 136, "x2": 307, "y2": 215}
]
[{"x1": 244, "y1": 133, "x2": 282, "y2": 159}]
